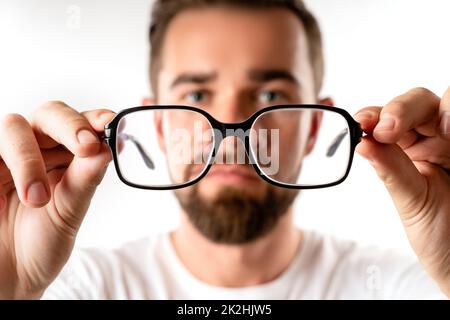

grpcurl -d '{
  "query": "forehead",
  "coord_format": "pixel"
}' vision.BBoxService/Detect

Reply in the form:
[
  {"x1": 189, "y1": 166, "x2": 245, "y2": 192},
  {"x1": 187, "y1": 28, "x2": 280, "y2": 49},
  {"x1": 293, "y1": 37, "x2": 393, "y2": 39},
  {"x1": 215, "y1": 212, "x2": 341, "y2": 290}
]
[{"x1": 159, "y1": 6, "x2": 310, "y2": 77}]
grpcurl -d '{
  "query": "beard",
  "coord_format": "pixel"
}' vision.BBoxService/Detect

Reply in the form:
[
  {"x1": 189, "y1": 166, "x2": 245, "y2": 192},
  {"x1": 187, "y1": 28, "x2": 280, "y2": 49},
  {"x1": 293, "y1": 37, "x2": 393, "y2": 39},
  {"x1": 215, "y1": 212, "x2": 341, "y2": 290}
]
[{"x1": 174, "y1": 182, "x2": 299, "y2": 245}]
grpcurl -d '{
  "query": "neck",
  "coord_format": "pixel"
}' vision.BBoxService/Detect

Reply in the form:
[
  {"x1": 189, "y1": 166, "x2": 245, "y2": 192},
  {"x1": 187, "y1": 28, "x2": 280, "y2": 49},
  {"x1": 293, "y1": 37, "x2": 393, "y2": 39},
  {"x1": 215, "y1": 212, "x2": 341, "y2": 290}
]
[{"x1": 171, "y1": 207, "x2": 302, "y2": 287}]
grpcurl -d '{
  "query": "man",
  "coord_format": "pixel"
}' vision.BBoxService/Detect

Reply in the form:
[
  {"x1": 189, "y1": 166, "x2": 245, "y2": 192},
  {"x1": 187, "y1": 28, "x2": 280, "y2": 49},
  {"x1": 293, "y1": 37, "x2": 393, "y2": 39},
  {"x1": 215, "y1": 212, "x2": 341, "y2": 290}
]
[{"x1": 0, "y1": 0, "x2": 449, "y2": 299}]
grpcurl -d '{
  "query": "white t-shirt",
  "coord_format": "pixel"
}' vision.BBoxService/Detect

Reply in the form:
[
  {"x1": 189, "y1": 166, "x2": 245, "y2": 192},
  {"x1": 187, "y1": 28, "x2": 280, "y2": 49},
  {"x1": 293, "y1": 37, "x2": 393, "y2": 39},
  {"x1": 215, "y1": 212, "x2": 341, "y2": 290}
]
[{"x1": 42, "y1": 229, "x2": 446, "y2": 299}]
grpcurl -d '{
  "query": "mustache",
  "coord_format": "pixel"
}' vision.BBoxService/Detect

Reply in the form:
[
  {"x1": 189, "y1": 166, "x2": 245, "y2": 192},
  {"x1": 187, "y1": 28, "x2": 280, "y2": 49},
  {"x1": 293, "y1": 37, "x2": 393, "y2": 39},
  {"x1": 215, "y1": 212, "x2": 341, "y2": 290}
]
[{"x1": 185, "y1": 162, "x2": 256, "y2": 182}]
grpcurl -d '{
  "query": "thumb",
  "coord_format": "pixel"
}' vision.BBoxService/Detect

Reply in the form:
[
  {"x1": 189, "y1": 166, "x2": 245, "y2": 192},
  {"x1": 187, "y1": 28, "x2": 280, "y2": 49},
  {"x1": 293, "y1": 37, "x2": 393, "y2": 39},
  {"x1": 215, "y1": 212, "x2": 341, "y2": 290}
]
[
  {"x1": 356, "y1": 136, "x2": 428, "y2": 220},
  {"x1": 50, "y1": 143, "x2": 112, "y2": 233}
]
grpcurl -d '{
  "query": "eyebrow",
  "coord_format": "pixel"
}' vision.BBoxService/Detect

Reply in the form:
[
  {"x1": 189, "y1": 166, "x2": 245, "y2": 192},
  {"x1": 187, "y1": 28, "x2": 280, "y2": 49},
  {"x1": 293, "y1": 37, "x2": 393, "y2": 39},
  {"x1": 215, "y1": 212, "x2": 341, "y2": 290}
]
[
  {"x1": 170, "y1": 72, "x2": 218, "y2": 89},
  {"x1": 248, "y1": 69, "x2": 299, "y2": 85},
  {"x1": 169, "y1": 69, "x2": 299, "y2": 89}
]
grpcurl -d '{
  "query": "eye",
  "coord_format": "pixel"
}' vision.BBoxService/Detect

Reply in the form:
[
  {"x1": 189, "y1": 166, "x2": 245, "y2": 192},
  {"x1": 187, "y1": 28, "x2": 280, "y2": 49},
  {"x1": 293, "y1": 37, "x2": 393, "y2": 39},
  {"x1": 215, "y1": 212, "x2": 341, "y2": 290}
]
[
  {"x1": 257, "y1": 91, "x2": 286, "y2": 105},
  {"x1": 184, "y1": 91, "x2": 207, "y2": 104}
]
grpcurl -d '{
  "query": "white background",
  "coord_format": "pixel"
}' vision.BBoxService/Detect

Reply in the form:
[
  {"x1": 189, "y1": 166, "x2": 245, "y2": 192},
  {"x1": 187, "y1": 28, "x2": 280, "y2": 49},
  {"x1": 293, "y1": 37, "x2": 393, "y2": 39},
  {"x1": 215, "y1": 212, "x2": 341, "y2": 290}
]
[{"x1": 0, "y1": 0, "x2": 448, "y2": 252}]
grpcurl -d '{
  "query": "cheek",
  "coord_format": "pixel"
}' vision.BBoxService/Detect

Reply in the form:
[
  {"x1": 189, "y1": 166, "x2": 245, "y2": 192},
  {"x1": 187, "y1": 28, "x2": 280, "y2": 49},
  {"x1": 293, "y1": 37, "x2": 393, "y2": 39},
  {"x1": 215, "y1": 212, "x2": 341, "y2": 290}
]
[
  {"x1": 155, "y1": 114, "x2": 166, "y2": 154},
  {"x1": 277, "y1": 116, "x2": 311, "y2": 168}
]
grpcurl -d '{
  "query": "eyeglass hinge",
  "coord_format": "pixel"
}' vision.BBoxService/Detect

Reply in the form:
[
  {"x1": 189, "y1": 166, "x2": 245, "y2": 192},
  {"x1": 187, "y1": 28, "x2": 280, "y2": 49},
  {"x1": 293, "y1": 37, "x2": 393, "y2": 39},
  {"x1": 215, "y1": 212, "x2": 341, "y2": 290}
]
[{"x1": 104, "y1": 128, "x2": 112, "y2": 138}]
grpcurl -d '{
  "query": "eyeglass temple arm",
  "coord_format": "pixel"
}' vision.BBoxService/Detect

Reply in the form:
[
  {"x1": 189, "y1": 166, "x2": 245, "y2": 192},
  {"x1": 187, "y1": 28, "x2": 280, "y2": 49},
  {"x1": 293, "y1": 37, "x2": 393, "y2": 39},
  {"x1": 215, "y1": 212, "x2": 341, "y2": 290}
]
[
  {"x1": 326, "y1": 128, "x2": 349, "y2": 157},
  {"x1": 118, "y1": 133, "x2": 155, "y2": 169}
]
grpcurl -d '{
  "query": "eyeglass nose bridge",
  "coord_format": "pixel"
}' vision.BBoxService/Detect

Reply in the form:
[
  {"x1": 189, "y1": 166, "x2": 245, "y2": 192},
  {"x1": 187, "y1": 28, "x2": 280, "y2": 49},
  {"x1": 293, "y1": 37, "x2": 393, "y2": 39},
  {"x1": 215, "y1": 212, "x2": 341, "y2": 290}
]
[
  {"x1": 212, "y1": 118, "x2": 253, "y2": 141},
  {"x1": 209, "y1": 119, "x2": 255, "y2": 164}
]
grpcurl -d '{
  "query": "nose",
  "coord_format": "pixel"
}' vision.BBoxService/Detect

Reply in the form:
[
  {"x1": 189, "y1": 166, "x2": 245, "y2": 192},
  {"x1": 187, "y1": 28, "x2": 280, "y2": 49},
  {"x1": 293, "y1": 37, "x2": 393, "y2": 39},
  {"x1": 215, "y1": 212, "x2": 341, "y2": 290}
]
[
  {"x1": 211, "y1": 88, "x2": 252, "y2": 124},
  {"x1": 214, "y1": 135, "x2": 249, "y2": 164}
]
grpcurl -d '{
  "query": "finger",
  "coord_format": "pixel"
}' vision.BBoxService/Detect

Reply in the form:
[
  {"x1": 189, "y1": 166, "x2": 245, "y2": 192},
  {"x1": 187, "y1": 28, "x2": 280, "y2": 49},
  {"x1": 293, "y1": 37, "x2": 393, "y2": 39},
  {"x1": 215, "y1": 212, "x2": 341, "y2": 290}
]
[
  {"x1": 0, "y1": 181, "x2": 14, "y2": 199},
  {"x1": 0, "y1": 182, "x2": 14, "y2": 212},
  {"x1": 396, "y1": 130, "x2": 420, "y2": 150},
  {"x1": 0, "y1": 194, "x2": 6, "y2": 212},
  {"x1": 0, "y1": 160, "x2": 12, "y2": 187},
  {"x1": 373, "y1": 87, "x2": 441, "y2": 144},
  {"x1": 439, "y1": 86, "x2": 450, "y2": 140},
  {"x1": 402, "y1": 135, "x2": 450, "y2": 169},
  {"x1": 81, "y1": 109, "x2": 116, "y2": 132},
  {"x1": 42, "y1": 148, "x2": 74, "y2": 170},
  {"x1": 353, "y1": 106, "x2": 381, "y2": 133},
  {"x1": 49, "y1": 143, "x2": 112, "y2": 232},
  {"x1": 35, "y1": 108, "x2": 116, "y2": 150},
  {"x1": 356, "y1": 135, "x2": 428, "y2": 220},
  {"x1": 354, "y1": 107, "x2": 420, "y2": 149},
  {"x1": 31, "y1": 101, "x2": 101, "y2": 158},
  {"x1": 0, "y1": 114, "x2": 50, "y2": 207},
  {"x1": 0, "y1": 147, "x2": 74, "y2": 186}
]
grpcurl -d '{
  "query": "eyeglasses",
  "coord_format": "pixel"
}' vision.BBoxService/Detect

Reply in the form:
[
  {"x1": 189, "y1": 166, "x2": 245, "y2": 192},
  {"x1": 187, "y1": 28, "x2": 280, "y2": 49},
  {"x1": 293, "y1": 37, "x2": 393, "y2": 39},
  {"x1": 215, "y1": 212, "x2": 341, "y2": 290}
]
[{"x1": 104, "y1": 105, "x2": 363, "y2": 190}]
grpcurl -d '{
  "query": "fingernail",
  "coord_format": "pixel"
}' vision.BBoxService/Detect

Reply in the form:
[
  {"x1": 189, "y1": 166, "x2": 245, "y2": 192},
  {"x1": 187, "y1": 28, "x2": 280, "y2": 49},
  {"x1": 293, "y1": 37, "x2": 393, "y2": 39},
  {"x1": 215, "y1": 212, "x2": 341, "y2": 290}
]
[
  {"x1": 375, "y1": 114, "x2": 395, "y2": 131},
  {"x1": 27, "y1": 182, "x2": 48, "y2": 204},
  {"x1": 354, "y1": 112, "x2": 374, "y2": 122},
  {"x1": 99, "y1": 112, "x2": 112, "y2": 121},
  {"x1": 440, "y1": 111, "x2": 450, "y2": 136},
  {"x1": 77, "y1": 129, "x2": 98, "y2": 144}
]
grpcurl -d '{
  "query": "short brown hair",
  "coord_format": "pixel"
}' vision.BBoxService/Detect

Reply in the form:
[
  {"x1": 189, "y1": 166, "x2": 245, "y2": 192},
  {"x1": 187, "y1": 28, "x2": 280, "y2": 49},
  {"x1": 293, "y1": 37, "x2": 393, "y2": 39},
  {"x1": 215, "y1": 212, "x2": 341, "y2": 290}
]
[{"x1": 149, "y1": 0, "x2": 324, "y2": 96}]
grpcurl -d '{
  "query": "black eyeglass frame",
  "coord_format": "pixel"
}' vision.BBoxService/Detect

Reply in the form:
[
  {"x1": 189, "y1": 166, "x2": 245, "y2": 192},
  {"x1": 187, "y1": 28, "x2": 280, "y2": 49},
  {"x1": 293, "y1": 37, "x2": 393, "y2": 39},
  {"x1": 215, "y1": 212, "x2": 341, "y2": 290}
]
[{"x1": 104, "y1": 104, "x2": 363, "y2": 190}]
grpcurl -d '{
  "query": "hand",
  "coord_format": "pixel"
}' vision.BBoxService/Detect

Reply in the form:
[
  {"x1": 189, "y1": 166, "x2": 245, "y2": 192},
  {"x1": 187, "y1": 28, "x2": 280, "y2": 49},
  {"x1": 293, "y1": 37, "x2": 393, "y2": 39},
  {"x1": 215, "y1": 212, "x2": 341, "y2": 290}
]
[
  {"x1": 0, "y1": 101, "x2": 114, "y2": 299},
  {"x1": 355, "y1": 87, "x2": 450, "y2": 297}
]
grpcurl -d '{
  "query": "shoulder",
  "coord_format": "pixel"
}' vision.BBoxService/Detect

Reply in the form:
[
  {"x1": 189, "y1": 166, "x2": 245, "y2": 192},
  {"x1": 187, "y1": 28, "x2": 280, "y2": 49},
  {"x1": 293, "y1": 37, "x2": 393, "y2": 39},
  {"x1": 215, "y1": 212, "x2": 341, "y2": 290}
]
[
  {"x1": 303, "y1": 228, "x2": 416, "y2": 269},
  {"x1": 43, "y1": 232, "x2": 168, "y2": 299},
  {"x1": 75, "y1": 232, "x2": 163, "y2": 273},
  {"x1": 301, "y1": 229, "x2": 445, "y2": 299}
]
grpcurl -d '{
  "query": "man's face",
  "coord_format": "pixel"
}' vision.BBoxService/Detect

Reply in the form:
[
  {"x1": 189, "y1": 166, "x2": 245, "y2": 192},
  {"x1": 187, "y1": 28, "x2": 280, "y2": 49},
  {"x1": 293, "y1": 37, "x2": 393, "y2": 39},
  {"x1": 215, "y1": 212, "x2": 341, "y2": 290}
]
[{"x1": 154, "y1": 6, "x2": 318, "y2": 243}]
